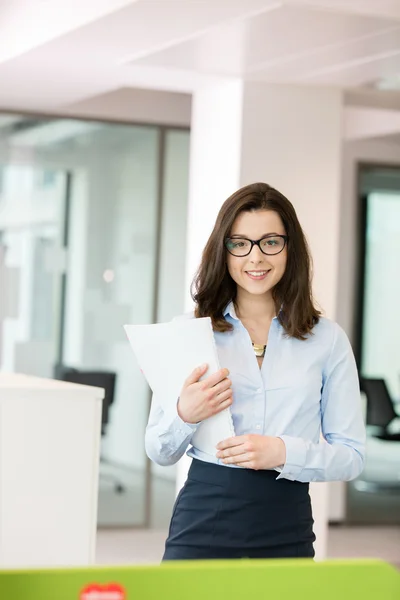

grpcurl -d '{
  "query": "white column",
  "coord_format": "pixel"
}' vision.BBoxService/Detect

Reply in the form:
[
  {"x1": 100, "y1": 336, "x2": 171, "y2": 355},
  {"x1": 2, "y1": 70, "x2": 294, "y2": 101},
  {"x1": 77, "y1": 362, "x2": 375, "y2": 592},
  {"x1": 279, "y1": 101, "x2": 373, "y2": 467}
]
[
  {"x1": 180, "y1": 80, "x2": 344, "y2": 560},
  {"x1": 239, "y1": 83, "x2": 343, "y2": 320},
  {"x1": 183, "y1": 78, "x2": 244, "y2": 309}
]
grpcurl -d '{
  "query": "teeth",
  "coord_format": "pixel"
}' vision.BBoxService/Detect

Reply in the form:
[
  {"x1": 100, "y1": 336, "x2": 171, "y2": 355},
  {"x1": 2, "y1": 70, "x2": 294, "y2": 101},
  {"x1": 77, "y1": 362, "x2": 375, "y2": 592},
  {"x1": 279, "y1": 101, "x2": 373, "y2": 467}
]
[{"x1": 247, "y1": 271, "x2": 268, "y2": 276}]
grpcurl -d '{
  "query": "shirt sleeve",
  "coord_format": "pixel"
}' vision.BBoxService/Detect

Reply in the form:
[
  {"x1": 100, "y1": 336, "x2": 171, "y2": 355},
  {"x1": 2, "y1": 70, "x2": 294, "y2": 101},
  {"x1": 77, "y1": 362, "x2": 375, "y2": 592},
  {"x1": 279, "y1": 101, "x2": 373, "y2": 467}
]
[
  {"x1": 276, "y1": 323, "x2": 366, "y2": 483},
  {"x1": 144, "y1": 392, "x2": 199, "y2": 466}
]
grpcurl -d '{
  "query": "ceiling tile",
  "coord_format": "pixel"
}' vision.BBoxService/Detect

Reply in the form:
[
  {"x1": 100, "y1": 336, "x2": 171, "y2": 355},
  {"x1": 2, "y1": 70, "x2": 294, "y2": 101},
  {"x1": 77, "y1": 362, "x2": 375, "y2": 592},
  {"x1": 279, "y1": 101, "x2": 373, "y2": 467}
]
[
  {"x1": 128, "y1": 4, "x2": 397, "y2": 78},
  {"x1": 252, "y1": 25, "x2": 400, "y2": 83},
  {"x1": 287, "y1": 1, "x2": 400, "y2": 21}
]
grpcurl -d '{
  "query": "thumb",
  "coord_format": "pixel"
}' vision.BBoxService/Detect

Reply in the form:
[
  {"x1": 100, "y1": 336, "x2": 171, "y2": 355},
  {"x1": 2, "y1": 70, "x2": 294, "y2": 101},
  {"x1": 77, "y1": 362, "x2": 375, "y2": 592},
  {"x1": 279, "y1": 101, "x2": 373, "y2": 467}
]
[{"x1": 183, "y1": 363, "x2": 208, "y2": 387}]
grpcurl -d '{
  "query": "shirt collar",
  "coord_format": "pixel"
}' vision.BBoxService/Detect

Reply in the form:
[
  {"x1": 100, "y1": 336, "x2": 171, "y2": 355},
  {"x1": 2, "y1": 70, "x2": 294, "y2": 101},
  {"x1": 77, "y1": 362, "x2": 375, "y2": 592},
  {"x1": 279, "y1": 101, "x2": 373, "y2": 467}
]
[
  {"x1": 223, "y1": 301, "x2": 239, "y2": 320},
  {"x1": 223, "y1": 300, "x2": 282, "y2": 321}
]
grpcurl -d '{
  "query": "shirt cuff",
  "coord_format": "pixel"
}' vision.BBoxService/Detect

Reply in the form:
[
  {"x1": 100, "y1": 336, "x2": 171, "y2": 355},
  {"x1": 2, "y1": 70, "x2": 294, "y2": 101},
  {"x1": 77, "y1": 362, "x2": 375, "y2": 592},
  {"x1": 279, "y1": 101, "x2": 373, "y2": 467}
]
[
  {"x1": 275, "y1": 435, "x2": 307, "y2": 481},
  {"x1": 161, "y1": 400, "x2": 200, "y2": 437}
]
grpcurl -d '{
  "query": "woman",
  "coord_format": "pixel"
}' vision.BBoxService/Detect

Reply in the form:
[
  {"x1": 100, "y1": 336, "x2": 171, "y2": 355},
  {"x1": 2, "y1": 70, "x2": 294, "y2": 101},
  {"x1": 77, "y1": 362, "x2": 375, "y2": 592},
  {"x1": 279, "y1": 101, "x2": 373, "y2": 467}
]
[{"x1": 145, "y1": 182, "x2": 366, "y2": 561}]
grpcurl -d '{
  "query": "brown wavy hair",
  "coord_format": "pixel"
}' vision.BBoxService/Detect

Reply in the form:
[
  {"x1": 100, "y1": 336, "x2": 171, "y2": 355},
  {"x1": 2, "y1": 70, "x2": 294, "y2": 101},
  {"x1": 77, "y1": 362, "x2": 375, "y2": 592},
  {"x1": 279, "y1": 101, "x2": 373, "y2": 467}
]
[{"x1": 192, "y1": 182, "x2": 321, "y2": 339}]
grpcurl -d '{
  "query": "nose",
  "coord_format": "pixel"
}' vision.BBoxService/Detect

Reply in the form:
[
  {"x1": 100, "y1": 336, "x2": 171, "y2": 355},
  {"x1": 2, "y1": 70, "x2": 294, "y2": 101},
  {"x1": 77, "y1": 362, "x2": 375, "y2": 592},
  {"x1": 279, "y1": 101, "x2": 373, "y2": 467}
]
[{"x1": 249, "y1": 244, "x2": 264, "y2": 263}]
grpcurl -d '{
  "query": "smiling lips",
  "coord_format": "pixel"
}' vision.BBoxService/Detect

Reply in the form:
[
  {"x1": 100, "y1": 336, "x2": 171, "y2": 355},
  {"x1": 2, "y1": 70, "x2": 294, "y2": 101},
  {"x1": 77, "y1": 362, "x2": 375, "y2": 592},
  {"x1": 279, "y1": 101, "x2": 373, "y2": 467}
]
[{"x1": 245, "y1": 270, "x2": 271, "y2": 280}]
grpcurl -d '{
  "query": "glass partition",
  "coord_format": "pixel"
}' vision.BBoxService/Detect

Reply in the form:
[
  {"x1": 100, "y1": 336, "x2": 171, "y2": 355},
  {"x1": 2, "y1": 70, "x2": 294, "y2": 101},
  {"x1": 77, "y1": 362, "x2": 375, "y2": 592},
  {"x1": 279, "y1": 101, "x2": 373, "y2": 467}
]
[
  {"x1": 0, "y1": 164, "x2": 67, "y2": 376},
  {"x1": 348, "y1": 166, "x2": 400, "y2": 525},
  {"x1": 0, "y1": 114, "x2": 190, "y2": 528}
]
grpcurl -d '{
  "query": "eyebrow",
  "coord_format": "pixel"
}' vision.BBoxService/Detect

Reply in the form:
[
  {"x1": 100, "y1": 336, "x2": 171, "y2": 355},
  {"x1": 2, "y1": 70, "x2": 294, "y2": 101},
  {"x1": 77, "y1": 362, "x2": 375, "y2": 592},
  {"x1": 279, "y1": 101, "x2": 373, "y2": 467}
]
[{"x1": 230, "y1": 232, "x2": 283, "y2": 238}]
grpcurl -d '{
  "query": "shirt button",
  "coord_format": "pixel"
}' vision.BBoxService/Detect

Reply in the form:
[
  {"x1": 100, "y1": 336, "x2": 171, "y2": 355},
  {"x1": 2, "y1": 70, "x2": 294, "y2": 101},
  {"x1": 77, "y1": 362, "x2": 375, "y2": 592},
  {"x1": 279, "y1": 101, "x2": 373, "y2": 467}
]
[
  {"x1": 256, "y1": 424, "x2": 261, "y2": 430},
  {"x1": 256, "y1": 387, "x2": 262, "y2": 394}
]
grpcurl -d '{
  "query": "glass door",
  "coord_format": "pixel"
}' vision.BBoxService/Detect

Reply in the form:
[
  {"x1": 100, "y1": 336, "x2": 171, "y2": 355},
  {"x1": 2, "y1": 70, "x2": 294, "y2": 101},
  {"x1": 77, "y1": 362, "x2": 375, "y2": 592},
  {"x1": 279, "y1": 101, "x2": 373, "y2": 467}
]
[{"x1": 348, "y1": 166, "x2": 400, "y2": 524}]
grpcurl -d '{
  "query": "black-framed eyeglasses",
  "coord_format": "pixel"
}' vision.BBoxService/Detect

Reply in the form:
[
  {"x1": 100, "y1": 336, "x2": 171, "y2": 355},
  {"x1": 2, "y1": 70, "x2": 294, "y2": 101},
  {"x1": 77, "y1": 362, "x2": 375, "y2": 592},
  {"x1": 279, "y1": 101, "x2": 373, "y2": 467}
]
[{"x1": 225, "y1": 234, "x2": 288, "y2": 257}]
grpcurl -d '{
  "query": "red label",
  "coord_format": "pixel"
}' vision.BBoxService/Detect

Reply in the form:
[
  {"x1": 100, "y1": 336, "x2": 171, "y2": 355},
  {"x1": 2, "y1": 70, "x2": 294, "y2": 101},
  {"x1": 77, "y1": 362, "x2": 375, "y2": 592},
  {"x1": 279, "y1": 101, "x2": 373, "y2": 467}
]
[{"x1": 80, "y1": 583, "x2": 126, "y2": 600}]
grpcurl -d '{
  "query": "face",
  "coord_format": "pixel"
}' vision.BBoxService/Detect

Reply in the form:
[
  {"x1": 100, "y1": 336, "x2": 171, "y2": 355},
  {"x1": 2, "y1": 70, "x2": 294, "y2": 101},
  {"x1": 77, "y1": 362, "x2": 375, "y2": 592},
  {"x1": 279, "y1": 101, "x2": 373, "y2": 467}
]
[{"x1": 226, "y1": 209, "x2": 287, "y2": 300}]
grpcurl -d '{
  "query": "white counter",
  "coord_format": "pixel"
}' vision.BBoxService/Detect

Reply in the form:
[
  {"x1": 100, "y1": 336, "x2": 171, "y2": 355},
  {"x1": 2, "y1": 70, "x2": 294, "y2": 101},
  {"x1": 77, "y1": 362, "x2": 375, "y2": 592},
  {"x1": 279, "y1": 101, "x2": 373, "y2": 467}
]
[{"x1": 0, "y1": 372, "x2": 104, "y2": 568}]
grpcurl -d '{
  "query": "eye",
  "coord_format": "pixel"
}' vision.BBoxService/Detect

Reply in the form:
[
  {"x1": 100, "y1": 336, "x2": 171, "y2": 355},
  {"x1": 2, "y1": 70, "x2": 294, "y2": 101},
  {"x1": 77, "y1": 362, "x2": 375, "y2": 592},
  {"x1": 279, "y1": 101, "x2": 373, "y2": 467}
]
[
  {"x1": 227, "y1": 238, "x2": 249, "y2": 249},
  {"x1": 262, "y1": 238, "x2": 279, "y2": 246}
]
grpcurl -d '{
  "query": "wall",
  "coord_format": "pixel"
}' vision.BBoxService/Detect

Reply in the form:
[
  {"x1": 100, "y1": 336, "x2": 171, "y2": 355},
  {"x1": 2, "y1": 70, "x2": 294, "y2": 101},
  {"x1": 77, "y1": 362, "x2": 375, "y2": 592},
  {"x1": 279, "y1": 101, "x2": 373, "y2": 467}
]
[{"x1": 64, "y1": 87, "x2": 192, "y2": 128}]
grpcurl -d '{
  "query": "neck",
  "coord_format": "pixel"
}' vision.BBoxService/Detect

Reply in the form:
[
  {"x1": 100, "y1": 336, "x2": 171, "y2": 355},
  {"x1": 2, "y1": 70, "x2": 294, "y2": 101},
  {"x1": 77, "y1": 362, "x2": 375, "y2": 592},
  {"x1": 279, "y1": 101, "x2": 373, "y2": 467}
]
[{"x1": 235, "y1": 289, "x2": 276, "y2": 322}]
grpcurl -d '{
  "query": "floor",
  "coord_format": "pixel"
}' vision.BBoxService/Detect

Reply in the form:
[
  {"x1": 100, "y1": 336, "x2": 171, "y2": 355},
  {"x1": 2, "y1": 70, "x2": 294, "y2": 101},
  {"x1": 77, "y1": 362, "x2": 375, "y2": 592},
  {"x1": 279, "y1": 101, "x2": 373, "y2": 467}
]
[{"x1": 96, "y1": 526, "x2": 400, "y2": 567}]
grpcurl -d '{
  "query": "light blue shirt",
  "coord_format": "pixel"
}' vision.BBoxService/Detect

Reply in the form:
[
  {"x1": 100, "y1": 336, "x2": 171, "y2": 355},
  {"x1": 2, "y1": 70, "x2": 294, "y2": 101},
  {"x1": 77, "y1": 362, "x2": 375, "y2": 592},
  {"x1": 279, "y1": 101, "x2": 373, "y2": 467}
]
[{"x1": 145, "y1": 302, "x2": 366, "y2": 483}]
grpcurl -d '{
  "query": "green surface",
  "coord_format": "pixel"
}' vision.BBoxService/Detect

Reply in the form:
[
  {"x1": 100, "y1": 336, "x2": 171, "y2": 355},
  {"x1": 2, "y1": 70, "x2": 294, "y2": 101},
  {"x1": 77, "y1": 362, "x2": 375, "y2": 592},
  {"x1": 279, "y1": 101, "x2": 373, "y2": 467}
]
[{"x1": 0, "y1": 559, "x2": 399, "y2": 600}]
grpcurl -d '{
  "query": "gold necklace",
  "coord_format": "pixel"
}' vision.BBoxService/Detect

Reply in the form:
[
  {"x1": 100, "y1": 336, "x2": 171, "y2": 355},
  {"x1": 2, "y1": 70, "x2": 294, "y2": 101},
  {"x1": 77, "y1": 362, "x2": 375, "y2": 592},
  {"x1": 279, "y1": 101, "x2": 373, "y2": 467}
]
[{"x1": 252, "y1": 343, "x2": 266, "y2": 358}]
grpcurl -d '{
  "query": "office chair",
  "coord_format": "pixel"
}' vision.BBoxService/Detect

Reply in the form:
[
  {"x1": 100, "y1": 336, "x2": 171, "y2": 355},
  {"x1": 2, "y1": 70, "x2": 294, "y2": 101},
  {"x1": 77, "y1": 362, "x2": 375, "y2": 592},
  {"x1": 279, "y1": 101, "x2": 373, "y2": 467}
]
[
  {"x1": 54, "y1": 365, "x2": 125, "y2": 493},
  {"x1": 359, "y1": 376, "x2": 400, "y2": 442}
]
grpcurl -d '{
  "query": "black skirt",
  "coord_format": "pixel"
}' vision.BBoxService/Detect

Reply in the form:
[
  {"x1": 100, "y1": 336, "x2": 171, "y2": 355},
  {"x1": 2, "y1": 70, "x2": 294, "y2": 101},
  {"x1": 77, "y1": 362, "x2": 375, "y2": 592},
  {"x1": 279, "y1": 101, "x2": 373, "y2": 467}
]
[{"x1": 163, "y1": 458, "x2": 315, "y2": 560}]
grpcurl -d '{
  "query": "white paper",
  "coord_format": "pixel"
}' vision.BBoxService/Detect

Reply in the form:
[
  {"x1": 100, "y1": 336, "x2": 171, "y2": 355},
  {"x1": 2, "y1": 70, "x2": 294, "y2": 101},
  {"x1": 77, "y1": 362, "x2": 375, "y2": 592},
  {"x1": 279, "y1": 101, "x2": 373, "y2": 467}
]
[{"x1": 124, "y1": 317, "x2": 235, "y2": 456}]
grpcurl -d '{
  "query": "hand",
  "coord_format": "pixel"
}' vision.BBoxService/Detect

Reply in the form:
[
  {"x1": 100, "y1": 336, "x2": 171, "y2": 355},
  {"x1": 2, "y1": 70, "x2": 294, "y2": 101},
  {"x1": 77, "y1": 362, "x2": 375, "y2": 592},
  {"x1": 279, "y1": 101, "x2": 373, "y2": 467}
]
[
  {"x1": 216, "y1": 434, "x2": 286, "y2": 470},
  {"x1": 177, "y1": 364, "x2": 233, "y2": 424}
]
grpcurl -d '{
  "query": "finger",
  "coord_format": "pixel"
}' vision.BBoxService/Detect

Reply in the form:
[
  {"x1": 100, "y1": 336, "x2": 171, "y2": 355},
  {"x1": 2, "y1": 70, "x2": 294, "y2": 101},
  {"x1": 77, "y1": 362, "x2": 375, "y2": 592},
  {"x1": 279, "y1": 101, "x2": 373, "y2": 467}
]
[
  {"x1": 216, "y1": 435, "x2": 247, "y2": 450},
  {"x1": 213, "y1": 388, "x2": 233, "y2": 405},
  {"x1": 217, "y1": 443, "x2": 246, "y2": 459},
  {"x1": 200, "y1": 368, "x2": 230, "y2": 390},
  {"x1": 183, "y1": 364, "x2": 208, "y2": 387},
  {"x1": 208, "y1": 378, "x2": 232, "y2": 400},
  {"x1": 221, "y1": 453, "x2": 251, "y2": 465},
  {"x1": 213, "y1": 397, "x2": 233, "y2": 414}
]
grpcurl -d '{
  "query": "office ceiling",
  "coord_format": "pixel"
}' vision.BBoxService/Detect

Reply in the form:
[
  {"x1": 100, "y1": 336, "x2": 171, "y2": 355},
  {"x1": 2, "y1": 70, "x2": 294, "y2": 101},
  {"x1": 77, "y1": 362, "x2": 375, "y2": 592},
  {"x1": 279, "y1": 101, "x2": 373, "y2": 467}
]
[{"x1": 0, "y1": 0, "x2": 400, "y2": 113}]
